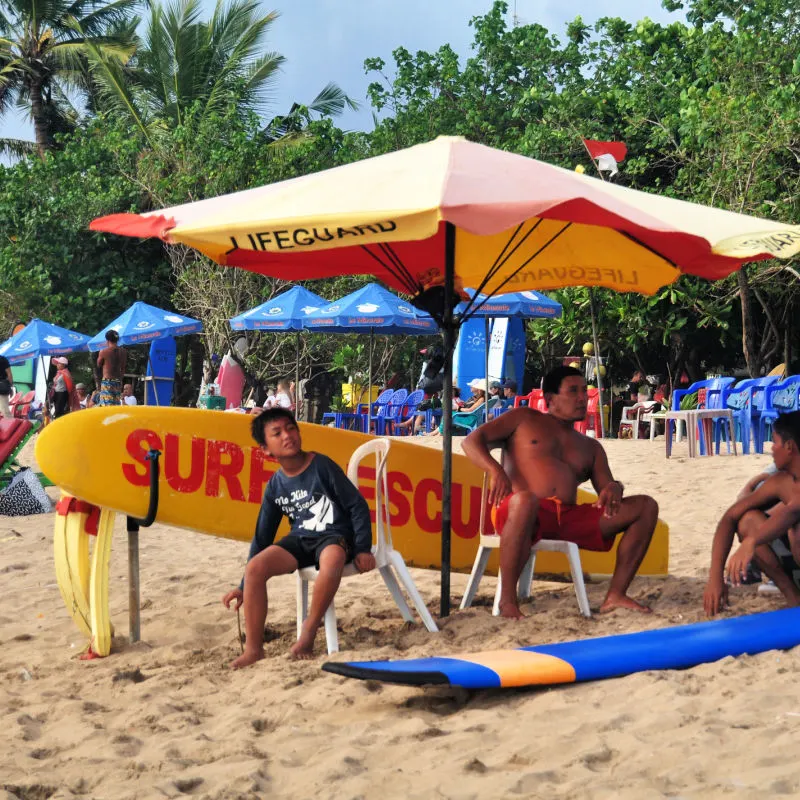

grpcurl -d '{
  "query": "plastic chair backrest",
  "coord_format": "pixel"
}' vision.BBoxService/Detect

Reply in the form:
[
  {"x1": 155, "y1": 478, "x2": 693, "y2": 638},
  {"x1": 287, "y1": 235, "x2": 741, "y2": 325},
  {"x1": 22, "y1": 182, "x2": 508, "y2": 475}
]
[
  {"x1": 388, "y1": 388, "x2": 408, "y2": 408},
  {"x1": 766, "y1": 376, "x2": 800, "y2": 414},
  {"x1": 402, "y1": 389, "x2": 425, "y2": 415},
  {"x1": 373, "y1": 388, "x2": 394, "y2": 407},
  {"x1": 750, "y1": 376, "x2": 781, "y2": 412},
  {"x1": 703, "y1": 378, "x2": 736, "y2": 409},
  {"x1": 347, "y1": 438, "x2": 392, "y2": 557},
  {"x1": 724, "y1": 378, "x2": 758, "y2": 411}
]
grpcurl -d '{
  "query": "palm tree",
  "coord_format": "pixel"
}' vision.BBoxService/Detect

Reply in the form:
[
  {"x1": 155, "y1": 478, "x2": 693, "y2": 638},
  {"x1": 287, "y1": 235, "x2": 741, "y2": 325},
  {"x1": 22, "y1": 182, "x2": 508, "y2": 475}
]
[
  {"x1": 0, "y1": 0, "x2": 140, "y2": 158},
  {"x1": 86, "y1": 0, "x2": 356, "y2": 147}
]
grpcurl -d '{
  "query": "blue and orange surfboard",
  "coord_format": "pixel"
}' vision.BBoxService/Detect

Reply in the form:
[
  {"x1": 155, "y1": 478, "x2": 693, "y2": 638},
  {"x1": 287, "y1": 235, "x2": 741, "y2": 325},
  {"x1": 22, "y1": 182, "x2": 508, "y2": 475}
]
[{"x1": 323, "y1": 608, "x2": 800, "y2": 689}]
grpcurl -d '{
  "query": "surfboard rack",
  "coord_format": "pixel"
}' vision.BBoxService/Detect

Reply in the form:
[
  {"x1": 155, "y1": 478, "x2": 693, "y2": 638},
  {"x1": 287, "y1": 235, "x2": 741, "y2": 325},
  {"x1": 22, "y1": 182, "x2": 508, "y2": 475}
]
[
  {"x1": 126, "y1": 448, "x2": 160, "y2": 645},
  {"x1": 128, "y1": 449, "x2": 161, "y2": 527}
]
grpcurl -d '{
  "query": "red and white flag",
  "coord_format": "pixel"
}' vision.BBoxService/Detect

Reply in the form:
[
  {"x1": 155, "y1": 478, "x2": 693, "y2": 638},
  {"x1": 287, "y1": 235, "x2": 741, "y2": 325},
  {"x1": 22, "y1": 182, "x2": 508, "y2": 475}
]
[{"x1": 582, "y1": 139, "x2": 627, "y2": 177}]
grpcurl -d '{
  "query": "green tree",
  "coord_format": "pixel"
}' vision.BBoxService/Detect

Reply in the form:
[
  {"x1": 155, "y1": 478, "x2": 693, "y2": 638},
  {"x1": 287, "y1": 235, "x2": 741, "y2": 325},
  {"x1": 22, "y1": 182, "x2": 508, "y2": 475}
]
[{"x1": 0, "y1": 0, "x2": 139, "y2": 157}]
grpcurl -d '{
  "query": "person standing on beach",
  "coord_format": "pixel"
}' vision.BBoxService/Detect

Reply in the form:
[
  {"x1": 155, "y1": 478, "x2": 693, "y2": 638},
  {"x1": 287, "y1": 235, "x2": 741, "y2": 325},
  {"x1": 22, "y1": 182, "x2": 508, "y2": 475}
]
[
  {"x1": 95, "y1": 330, "x2": 127, "y2": 406},
  {"x1": 704, "y1": 411, "x2": 800, "y2": 616},
  {"x1": 0, "y1": 352, "x2": 13, "y2": 418},
  {"x1": 51, "y1": 357, "x2": 77, "y2": 418},
  {"x1": 222, "y1": 408, "x2": 375, "y2": 667},
  {"x1": 462, "y1": 365, "x2": 659, "y2": 619}
]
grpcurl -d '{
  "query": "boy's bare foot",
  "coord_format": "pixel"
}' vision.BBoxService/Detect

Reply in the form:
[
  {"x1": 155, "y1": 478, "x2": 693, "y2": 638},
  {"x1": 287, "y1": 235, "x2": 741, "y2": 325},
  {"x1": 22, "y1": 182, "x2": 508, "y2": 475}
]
[
  {"x1": 498, "y1": 601, "x2": 525, "y2": 619},
  {"x1": 231, "y1": 648, "x2": 265, "y2": 669},
  {"x1": 290, "y1": 629, "x2": 317, "y2": 659},
  {"x1": 598, "y1": 593, "x2": 652, "y2": 614}
]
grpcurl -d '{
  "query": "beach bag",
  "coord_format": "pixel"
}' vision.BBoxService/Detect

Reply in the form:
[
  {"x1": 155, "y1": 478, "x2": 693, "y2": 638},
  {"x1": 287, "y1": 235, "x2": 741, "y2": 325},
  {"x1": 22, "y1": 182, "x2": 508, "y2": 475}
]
[
  {"x1": 0, "y1": 468, "x2": 52, "y2": 516},
  {"x1": 0, "y1": 379, "x2": 10, "y2": 396}
]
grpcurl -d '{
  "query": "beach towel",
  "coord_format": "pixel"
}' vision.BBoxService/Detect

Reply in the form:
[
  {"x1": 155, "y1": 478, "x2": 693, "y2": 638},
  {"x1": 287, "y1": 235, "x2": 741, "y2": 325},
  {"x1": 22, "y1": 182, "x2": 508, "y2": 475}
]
[{"x1": 0, "y1": 468, "x2": 52, "y2": 516}]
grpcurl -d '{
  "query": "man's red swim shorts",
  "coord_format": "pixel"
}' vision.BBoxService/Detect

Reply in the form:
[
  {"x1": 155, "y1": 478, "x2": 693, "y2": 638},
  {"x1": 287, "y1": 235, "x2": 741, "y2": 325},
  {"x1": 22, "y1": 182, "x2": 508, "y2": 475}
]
[{"x1": 490, "y1": 494, "x2": 613, "y2": 552}]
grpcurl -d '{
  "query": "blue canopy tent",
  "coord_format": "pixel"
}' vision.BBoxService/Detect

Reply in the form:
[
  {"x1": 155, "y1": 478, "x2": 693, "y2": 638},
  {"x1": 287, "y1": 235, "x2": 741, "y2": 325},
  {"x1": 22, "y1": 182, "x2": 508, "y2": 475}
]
[
  {"x1": 304, "y1": 284, "x2": 438, "y2": 428},
  {"x1": 229, "y1": 286, "x2": 328, "y2": 415},
  {"x1": 89, "y1": 302, "x2": 203, "y2": 406},
  {"x1": 456, "y1": 289, "x2": 562, "y2": 421}
]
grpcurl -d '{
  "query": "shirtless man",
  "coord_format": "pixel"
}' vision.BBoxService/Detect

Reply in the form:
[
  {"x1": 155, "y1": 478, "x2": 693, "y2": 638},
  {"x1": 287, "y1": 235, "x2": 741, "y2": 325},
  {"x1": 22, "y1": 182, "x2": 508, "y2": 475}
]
[
  {"x1": 704, "y1": 410, "x2": 800, "y2": 616},
  {"x1": 462, "y1": 365, "x2": 659, "y2": 618},
  {"x1": 94, "y1": 330, "x2": 127, "y2": 406}
]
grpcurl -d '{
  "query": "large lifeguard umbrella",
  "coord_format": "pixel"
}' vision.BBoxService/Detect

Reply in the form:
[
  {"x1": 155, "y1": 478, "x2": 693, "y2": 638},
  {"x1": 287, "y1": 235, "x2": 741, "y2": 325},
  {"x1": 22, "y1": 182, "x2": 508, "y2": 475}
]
[
  {"x1": 304, "y1": 283, "x2": 438, "y2": 424},
  {"x1": 91, "y1": 135, "x2": 800, "y2": 616},
  {"x1": 229, "y1": 285, "x2": 328, "y2": 414}
]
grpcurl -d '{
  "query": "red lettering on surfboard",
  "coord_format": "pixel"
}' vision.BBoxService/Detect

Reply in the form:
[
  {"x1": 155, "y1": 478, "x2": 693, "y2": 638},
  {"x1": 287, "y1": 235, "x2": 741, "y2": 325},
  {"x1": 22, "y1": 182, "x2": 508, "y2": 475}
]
[
  {"x1": 122, "y1": 429, "x2": 163, "y2": 486},
  {"x1": 164, "y1": 433, "x2": 206, "y2": 494},
  {"x1": 356, "y1": 465, "x2": 377, "y2": 522},
  {"x1": 387, "y1": 470, "x2": 412, "y2": 527},
  {"x1": 452, "y1": 482, "x2": 481, "y2": 540},
  {"x1": 206, "y1": 440, "x2": 246, "y2": 502},
  {"x1": 414, "y1": 478, "x2": 442, "y2": 532},
  {"x1": 248, "y1": 447, "x2": 278, "y2": 503}
]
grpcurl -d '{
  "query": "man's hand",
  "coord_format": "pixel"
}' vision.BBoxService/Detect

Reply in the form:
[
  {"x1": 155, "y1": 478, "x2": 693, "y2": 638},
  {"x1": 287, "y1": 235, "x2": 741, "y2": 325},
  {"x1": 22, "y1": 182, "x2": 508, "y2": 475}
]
[
  {"x1": 354, "y1": 552, "x2": 376, "y2": 573},
  {"x1": 487, "y1": 467, "x2": 512, "y2": 508},
  {"x1": 726, "y1": 540, "x2": 756, "y2": 587},
  {"x1": 703, "y1": 577, "x2": 728, "y2": 616},
  {"x1": 222, "y1": 588, "x2": 244, "y2": 610},
  {"x1": 595, "y1": 481, "x2": 623, "y2": 518}
]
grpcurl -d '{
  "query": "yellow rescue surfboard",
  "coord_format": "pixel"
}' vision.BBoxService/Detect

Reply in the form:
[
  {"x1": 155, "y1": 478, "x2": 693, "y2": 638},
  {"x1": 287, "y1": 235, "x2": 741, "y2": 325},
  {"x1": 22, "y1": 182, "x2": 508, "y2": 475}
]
[{"x1": 35, "y1": 407, "x2": 668, "y2": 577}]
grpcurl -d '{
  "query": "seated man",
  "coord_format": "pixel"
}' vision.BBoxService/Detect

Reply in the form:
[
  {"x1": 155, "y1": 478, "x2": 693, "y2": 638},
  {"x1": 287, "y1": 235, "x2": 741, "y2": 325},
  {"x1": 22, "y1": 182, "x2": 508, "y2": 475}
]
[
  {"x1": 462, "y1": 365, "x2": 659, "y2": 619},
  {"x1": 704, "y1": 410, "x2": 800, "y2": 616},
  {"x1": 222, "y1": 408, "x2": 375, "y2": 667},
  {"x1": 501, "y1": 379, "x2": 518, "y2": 409}
]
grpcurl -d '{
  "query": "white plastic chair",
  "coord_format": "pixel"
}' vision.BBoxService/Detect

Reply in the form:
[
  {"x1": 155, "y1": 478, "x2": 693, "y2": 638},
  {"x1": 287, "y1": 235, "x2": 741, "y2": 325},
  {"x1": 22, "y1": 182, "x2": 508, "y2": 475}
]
[
  {"x1": 296, "y1": 438, "x2": 439, "y2": 654},
  {"x1": 459, "y1": 469, "x2": 591, "y2": 618}
]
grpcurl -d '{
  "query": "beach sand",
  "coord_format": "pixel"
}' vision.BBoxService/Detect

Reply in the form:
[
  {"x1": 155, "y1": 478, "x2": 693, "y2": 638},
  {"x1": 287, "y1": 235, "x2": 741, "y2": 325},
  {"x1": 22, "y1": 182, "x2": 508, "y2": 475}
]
[{"x1": 2, "y1": 434, "x2": 799, "y2": 799}]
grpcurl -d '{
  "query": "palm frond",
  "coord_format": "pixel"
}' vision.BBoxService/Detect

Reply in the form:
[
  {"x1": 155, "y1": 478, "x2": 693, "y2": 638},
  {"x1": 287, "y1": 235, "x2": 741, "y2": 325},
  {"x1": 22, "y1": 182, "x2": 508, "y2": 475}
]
[
  {"x1": 307, "y1": 81, "x2": 359, "y2": 117},
  {"x1": 0, "y1": 136, "x2": 36, "y2": 159}
]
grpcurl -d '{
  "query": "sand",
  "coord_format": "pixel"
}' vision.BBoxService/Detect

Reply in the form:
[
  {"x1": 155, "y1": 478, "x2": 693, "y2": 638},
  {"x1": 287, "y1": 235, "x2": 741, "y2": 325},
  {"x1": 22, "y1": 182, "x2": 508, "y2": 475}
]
[{"x1": 3, "y1": 434, "x2": 800, "y2": 800}]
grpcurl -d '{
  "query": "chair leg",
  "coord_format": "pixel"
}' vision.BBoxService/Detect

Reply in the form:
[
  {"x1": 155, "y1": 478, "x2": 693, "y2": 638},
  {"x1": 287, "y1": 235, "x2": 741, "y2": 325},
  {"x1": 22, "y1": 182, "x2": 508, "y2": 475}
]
[
  {"x1": 296, "y1": 574, "x2": 309, "y2": 640},
  {"x1": 565, "y1": 545, "x2": 591, "y2": 618},
  {"x1": 323, "y1": 599, "x2": 339, "y2": 655},
  {"x1": 389, "y1": 553, "x2": 439, "y2": 632},
  {"x1": 378, "y1": 564, "x2": 415, "y2": 623},
  {"x1": 492, "y1": 571, "x2": 503, "y2": 617},
  {"x1": 460, "y1": 546, "x2": 492, "y2": 610},
  {"x1": 518, "y1": 551, "x2": 536, "y2": 600}
]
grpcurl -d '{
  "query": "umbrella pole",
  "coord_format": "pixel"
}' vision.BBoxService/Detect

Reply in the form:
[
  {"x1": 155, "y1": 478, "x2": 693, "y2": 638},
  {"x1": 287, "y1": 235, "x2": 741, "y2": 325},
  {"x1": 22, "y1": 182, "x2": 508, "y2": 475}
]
[
  {"x1": 295, "y1": 333, "x2": 300, "y2": 419},
  {"x1": 589, "y1": 290, "x2": 606, "y2": 438},
  {"x1": 368, "y1": 328, "x2": 374, "y2": 433},
  {"x1": 440, "y1": 223, "x2": 456, "y2": 618},
  {"x1": 484, "y1": 317, "x2": 490, "y2": 423}
]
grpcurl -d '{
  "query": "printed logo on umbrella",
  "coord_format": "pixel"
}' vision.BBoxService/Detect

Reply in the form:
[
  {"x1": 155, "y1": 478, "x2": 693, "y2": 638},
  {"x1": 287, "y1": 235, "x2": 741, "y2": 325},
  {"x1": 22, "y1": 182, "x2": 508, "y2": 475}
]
[
  {"x1": 322, "y1": 305, "x2": 340, "y2": 315},
  {"x1": 163, "y1": 315, "x2": 185, "y2": 323},
  {"x1": 136, "y1": 321, "x2": 154, "y2": 329},
  {"x1": 45, "y1": 336, "x2": 62, "y2": 345},
  {"x1": 301, "y1": 306, "x2": 319, "y2": 315},
  {"x1": 15, "y1": 340, "x2": 31, "y2": 350},
  {"x1": 357, "y1": 303, "x2": 379, "y2": 313},
  {"x1": 397, "y1": 305, "x2": 413, "y2": 314},
  {"x1": 266, "y1": 307, "x2": 283, "y2": 315}
]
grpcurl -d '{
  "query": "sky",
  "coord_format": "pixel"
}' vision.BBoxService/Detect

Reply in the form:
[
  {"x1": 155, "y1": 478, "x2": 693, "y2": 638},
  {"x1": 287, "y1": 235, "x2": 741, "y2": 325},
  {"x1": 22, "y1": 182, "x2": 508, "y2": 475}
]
[{"x1": 0, "y1": 0, "x2": 682, "y2": 144}]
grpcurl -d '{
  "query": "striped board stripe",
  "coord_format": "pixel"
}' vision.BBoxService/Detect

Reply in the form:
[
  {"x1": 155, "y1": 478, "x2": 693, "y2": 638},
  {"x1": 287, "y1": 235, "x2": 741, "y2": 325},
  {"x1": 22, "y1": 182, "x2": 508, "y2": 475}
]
[{"x1": 322, "y1": 608, "x2": 800, "y2": 689}]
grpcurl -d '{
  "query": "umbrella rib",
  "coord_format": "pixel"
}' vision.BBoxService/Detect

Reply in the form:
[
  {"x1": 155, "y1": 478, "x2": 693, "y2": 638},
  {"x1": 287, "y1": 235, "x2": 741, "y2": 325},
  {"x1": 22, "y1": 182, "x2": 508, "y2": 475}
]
[
  {"x1": 620, "y1": 231, "x2": 678, "y2": 268},
  {"x1": 360, "y1": 245, "x2": 419, "y2": 295},
  {"x1": 488, "y1": 222, "x2": 573, "y2": 297},
  {"x1": 379, "y1": 243, "x2": 420, "y2": 292}
]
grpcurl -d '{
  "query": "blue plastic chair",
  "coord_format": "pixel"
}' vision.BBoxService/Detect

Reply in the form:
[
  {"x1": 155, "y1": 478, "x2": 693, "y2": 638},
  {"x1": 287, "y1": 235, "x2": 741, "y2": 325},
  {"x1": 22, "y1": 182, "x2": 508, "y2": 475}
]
[
  {"x1": 374, "y1": 388, "x2": 408, "y2": 435},
  {"x1": 713, "y1": 377, "x2": 779, "y2": 455},
  {"x1": 671, "y1": 378, "x2": 735, "y2": 454},
  {"x1": 757, "y1": 376, "x2": 800, "y2": 452},
  {"x1": 391, "y1": 389, "x2": 425, "y2": 436},
  {"x1": 356, "y1": 388, "x2": 394, "y2": 432}
]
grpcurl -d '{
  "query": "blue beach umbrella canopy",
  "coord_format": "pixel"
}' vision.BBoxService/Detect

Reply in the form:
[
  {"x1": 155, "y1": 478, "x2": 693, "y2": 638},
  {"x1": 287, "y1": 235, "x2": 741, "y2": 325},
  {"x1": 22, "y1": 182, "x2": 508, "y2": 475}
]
[
  {"x1": 229, "y1": 285, "x2": 327, "y2": 331},
  {"x1": 0, "y1": 318, "x2": 92, "y2": 363},
  {"x1": 456, "y1": 288, "x2": 562, "y2": 420},
  {"x1": 88, "y1": 301, "x2": 203, "y2": 351},
  {"x1": 305, "y1": 284, "x2": 438, "y2": 415},
  {"x1": 456, "y1": 288, "x2": 562, "y2": 319},
  {"x1": 304, "y1": 283, "x2": 438, "y2": 335}
]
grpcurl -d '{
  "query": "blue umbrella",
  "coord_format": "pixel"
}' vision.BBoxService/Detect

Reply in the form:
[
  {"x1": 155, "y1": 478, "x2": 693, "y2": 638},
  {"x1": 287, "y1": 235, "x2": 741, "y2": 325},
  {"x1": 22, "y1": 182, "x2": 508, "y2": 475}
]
[
  {"x1": 456, "y1": 289, "x2": 563, "y2": 421},
  {"x1": 230, "y1": 286, "x2": 329, "y2": 412},
  {"x1": 305, "y1": 284, "x2": 438, "y2": 424},
  {"x1": 0, "y1": 318, "x2": 91, "y2": 363},
  {"x1": 88, "y1": 301, "x2": 203, "y2": 351}
]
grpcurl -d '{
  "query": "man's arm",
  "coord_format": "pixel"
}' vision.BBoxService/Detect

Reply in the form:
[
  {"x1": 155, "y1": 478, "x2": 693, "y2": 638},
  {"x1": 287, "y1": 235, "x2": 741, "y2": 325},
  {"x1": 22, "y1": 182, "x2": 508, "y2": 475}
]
[
  {"x1": 589, "y1": 442, "x2": 623, "y2": 518},
  {"x1": 238, "y1": 493, "x2": 282, "y2": 589},
  {"x1": 462, "y1": 408, "x2": 529, "y2": 505},
  {"x1": 705, "y1": 479, "x2": 783, "y2": 594},
  {"x1": 327, "y1": 461, "x2": 372, "y2": 554}
]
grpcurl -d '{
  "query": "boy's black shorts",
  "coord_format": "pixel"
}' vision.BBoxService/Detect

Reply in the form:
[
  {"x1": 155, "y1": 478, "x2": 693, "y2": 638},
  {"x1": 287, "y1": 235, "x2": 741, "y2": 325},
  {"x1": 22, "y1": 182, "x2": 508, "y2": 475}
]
[{"x1": 276, "y1": 534, "x2": 353, "y2": 570}]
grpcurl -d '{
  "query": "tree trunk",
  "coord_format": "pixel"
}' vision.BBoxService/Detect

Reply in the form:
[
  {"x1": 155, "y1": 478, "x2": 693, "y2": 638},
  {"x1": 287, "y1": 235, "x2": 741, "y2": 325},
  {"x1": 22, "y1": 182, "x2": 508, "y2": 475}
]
[
  {"x1": 29, "y1": 79, "x2": 51, "y2": 159},
  {"x1": 737, "y1": 266, "x2": 760, "y2": 377}
]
